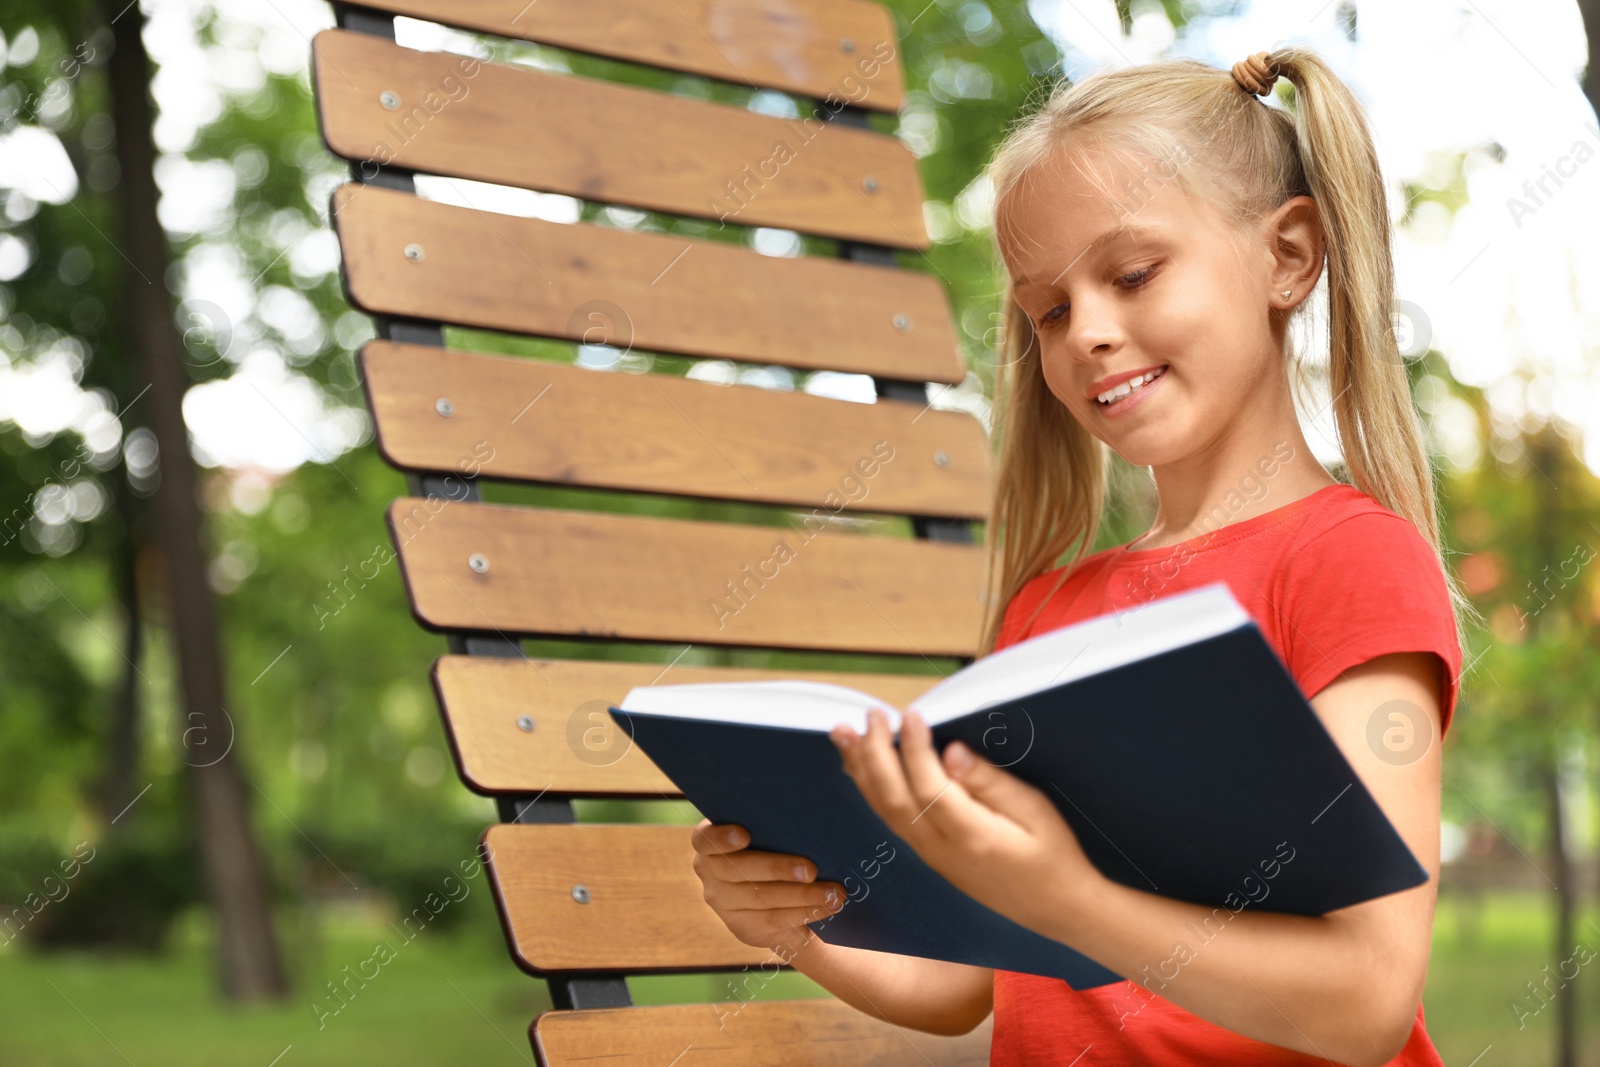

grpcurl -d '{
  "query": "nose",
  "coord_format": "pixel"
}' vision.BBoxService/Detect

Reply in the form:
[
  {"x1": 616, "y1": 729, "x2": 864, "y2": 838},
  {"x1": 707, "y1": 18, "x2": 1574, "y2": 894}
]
[{"x1": 1063, "y1": 292, "x2": 1122, "y2": 362}]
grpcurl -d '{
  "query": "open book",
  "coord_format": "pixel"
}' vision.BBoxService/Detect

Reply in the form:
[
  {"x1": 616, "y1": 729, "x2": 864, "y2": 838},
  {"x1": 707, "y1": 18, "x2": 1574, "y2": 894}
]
[{"x1": 609, "y1": 582, "x2": 1427, "y2": 987}]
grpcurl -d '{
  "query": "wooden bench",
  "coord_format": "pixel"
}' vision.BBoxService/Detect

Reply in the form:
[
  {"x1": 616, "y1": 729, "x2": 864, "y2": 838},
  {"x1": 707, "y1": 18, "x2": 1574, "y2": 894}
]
[{"x1": 310, "y1": 3, "x2": 994, "y2": 1060}]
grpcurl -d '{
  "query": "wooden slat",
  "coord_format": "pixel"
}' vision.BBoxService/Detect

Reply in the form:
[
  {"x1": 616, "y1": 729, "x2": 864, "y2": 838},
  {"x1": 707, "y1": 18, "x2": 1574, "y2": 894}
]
[
  {"x1": 485, "y1": 823, "x2": 778, "y2": 973},
  {"x1": 331, "y1": 184, "x2": 964, "y2": 383},
  {"x1": 386, "y1": 499, "x2": 984, "y2": 656},
  {"x1": 432, "y1": 656, "x2": 946, "y2": 795},
  {"x1": 313, "y1": 31, "x2": 926, "y2": 248},
  {"x1": 361, "y1": 341, "x2": 988, "y2": 517},
  {"x1": 340, "y1": 0, "x2": 906, "y2": 112},
  {"x1": 534, "y1": 1001, "x2": 993, "y2": 1065}
]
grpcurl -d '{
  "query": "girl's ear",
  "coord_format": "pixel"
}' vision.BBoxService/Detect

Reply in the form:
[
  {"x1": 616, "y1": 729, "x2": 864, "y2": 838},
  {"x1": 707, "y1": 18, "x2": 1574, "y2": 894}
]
[{"x1": 1267, "y1": 194, "x2": 1325, "y2": 307}]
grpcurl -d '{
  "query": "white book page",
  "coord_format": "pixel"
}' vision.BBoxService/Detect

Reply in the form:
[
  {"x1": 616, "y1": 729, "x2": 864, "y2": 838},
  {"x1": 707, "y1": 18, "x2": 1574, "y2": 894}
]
[
  {"x1": 614, "y1": 583, "x2": 1248, "y2": 733},
  {"x1": 615, "y1": 679, "x2": 900, "y2": 733},
  {"x1": 908, "y1": 582, "x2": 1250, "y2": 724}
]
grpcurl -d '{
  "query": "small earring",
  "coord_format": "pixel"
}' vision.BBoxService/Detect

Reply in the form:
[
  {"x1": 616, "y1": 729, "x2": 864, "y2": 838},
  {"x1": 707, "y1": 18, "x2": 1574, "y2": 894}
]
[{"x1": 1281, "y1": 290, "x2": 1292, "y2": 300}]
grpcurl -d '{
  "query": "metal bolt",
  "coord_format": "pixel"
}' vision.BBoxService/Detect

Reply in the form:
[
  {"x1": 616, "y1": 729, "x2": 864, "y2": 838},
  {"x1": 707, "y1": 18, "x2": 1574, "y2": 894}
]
[
  {"x1": 404, "y1": 243, "x2": 425, "y2": 263},
  {"x1": 379, "y1": 91, "x2": 400, "y2": 111},
  {"x1": 435, "y1": 397, "x2": 454, "y2": 417},
  {"x1": 934, "y1": 450, "x2": 951, "y2": 468},
  {"x1": 516, "y1": 715, "x2": 535, "y2": 733},
  {"x1": 892, "y1": 312, "x2": 912, "y2": 333},
  {"x1": 840, "y1": 38, "x2": 855, "y2": 53},
  {"x1": 468, "y1": 553, "x2": 489, "y2": 574},
  {"x1": 863, "y1": 176, "x2": 879, "y2": 193},
  {"x1": 571, "y1": 884, "x2": 591, "y2": 904}
]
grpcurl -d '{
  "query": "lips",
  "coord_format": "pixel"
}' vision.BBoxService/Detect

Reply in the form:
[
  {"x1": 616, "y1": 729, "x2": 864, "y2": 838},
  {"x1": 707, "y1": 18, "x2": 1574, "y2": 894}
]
[
  {"x1": 1086, "y1": 364, "x2": 1168, "y2": 402},
  {"x1": 1088, "y1": 363, "x2": 1164, "y2": 404}
]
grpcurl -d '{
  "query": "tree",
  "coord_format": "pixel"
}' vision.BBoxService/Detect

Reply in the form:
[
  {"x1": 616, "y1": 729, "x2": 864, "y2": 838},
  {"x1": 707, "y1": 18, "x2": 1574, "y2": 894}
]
[{"x1": 100, "y1": 0, "x2": 286, "y2": 1000}]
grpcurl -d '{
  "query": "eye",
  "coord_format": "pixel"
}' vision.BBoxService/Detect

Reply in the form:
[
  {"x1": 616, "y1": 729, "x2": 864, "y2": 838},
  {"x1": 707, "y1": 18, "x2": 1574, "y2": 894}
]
[
  {"x1": 1033, "y1": 265, "x2": 1160, "y2": 329},
  {"x1": 1118, "y1": 264, "x2": 1159, "y2": 288}
]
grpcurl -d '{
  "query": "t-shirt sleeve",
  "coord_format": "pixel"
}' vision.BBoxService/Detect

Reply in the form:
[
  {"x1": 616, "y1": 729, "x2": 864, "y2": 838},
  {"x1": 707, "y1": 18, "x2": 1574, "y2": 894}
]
[{"x1": 1280, "y1": 511, "x2": 1463, "y2": 739}]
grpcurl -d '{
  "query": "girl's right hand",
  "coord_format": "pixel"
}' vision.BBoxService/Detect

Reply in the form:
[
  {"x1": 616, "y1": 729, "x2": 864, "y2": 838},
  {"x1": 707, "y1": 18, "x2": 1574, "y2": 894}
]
[{"x1": 691, "y1": 817, "x2": 847, "y2": 957}]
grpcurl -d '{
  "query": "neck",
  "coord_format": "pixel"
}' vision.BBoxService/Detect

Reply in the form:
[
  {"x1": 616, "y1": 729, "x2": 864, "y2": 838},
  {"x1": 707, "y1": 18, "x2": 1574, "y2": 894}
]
[{"x1": 1131, "y1": 375, "x2": 1337, "y2": 550}]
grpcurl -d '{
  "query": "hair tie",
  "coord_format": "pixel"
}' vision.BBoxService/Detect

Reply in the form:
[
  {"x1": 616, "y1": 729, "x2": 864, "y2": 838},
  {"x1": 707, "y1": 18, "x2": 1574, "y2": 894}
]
[{"x1": 1231, "y1": 51, "x2": 1280, "y2": 97}]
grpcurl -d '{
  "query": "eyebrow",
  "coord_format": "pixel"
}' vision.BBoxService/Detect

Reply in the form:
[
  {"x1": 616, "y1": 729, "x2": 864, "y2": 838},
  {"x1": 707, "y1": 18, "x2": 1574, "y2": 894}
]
[{"x1": 1012, "y1": 221, "x2": 1171, "y2": 288}]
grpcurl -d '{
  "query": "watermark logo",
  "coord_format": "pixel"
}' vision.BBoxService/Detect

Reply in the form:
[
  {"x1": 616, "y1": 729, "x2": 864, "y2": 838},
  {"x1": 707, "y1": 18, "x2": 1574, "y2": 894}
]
[
  {"x1": 980, "y1": 308, "x2": 1036, "y2": 371},
  {"x1": 566, "y1": 299, "x2": 635, "y2": 355},
  {"x1": 1112, "y1": 439, "x2": 1299, "y2": 618},
  {"x1": 707, "y1": 39, "x2": 900, "y2": 228},
  {"x1": 1122, "y1": 838, "x2": 1297, "y2": 1015},
  {"x1": 1365, "y1": 698, "x2": 1433, "y2": 766},
  {"x1": 711, "y1": 838, "x2": 897, "y2": 1031},
  {"x1": 176, "y1": 299, "x2": 233, "y2": 369},
  {"x1": 1504, "y1": 121, "x2": 1600, "y2": 230},
  {"x1": 0, "y1": 841, "x2": 96, "y2": 949},
  {"x1": 1512, "y1": 939, "x2": 1597, "y2": 1030},
  {"x1": 311, "y1": 844, "x2": 495, "y2": 1030},
  {"x1": 349, "y1": 43, "x2": 494, "y2": 183},
  {"x1": 1370, "y1": 297, "x2": 1432, "y2": 365},
  {"x1": 707, "y1": 442, "x2": 895, "y2": 629},
  {"x1": 567, "y1": 698, "x2": 634, "y2": 767},
  {"x1": 180, "y1": 706, "x2": 236, "y2": 768},
  {"x1": 1514, "y1": 541, "x2": 1594, "y2": 630},
  {"x1": 975, "y1": 704, "x2": 1036, "y2": 768}
]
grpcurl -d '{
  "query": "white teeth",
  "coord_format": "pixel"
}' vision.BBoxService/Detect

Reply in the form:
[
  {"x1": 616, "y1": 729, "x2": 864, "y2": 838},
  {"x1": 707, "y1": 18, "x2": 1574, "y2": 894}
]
[{"x1": 1097, "y1": 366, "x2": 1166, "y2": 405}]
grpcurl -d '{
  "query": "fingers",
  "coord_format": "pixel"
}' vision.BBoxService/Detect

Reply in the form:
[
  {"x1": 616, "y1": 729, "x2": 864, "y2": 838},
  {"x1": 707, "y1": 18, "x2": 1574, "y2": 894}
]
[
  {"x1": 697, "y1": 873, "x2": 846, "y2": 956},
  {"x1": 690, "y1": 822, "x2": 848, "y2": 956},
  {"x1": 843, "y1": 707, "x2": 917, "y2": 820},
  {"x1": 766, "y1": 904, "x2": 843, "y2": 931},
  {"x1": 713, "y1": 877, "x2": 845, "y2": 914},
  {"x1": 699, "y1": 849, "x2": 819, "y2": 885},
  {"x1": 948, "y1": 743, "x2": 1058, "y2": 825},
  {"x1": 754, "y1": 905, "x2": 843, "y2": 951},
  {"x1": 835, "y1": 709, "x2": 963, "y2": 842},
  {"x1": 691, "y1": 820, "x2": 749, "y2": 855},
  {"x1": 897, "y1": 711, "x2": 957, "y2": 830}
]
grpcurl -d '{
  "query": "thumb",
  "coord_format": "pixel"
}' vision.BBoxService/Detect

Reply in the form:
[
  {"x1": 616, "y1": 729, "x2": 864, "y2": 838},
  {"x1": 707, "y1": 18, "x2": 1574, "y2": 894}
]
[{"x1": 944, "y1": 742, "x2": 1053, "y2": 820}]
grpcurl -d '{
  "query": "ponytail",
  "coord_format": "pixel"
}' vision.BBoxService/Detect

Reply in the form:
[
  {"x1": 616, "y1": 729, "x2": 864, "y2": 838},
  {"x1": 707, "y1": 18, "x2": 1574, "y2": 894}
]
[{"x1": 1263, "y1": 48, "x2": 1480, "y2": 659}]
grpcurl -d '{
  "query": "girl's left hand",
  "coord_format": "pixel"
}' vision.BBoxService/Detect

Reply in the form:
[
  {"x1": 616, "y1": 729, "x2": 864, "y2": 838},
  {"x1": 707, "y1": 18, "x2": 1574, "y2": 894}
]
[{"x1": 829, "y1": 707, "x2": 1107, "y2": 943}]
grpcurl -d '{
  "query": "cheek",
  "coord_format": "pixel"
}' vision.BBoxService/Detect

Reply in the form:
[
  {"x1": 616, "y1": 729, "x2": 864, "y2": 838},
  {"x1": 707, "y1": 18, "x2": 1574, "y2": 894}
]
[
  {"x1": 1163, "y1": 264, "x2": 1271, "y2": 372},
  {"x1": 1134, "y1": 283, "x2": 1209, "y2": 359},
  {"x1": 1136, "y1": 279, "x2": 1266, "y2": 403},
  {"x1": 1037, "y1": 345, "x2": 1094, "y2": 422}
]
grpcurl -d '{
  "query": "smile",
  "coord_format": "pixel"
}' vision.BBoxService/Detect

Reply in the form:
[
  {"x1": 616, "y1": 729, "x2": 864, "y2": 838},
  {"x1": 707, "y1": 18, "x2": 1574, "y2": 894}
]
[{"x1": 1094, "y1": 363, "x2": 1171, "y2": 404}]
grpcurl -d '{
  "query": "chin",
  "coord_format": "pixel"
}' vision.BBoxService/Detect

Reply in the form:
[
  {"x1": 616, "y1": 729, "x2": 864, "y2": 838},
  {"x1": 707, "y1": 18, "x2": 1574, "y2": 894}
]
[
  {"x1": 1108, "y1": 442, "x2": 1171, "y2": 467},
  {"x1": 1099, "y1": 423, "x2": 1193, "y2": 468}
]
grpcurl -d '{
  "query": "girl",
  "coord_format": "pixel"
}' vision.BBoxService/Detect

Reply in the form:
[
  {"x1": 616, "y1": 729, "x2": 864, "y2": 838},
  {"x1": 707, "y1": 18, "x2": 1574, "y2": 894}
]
[{"x1": 691, "y1": 47, "x2": 1478, "y2": 1066}]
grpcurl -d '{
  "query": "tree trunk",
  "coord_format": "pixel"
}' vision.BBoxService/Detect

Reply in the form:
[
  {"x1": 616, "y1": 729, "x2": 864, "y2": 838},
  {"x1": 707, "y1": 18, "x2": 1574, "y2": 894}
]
[
  {"x1": 101, "y1": 0, "x2": 287, "y2": 1000},
  {"x1": 1527, "y1": 428, "x2": 1576, "y2": 1067},
  {"x1": 1561, "y1": 13, "x2": 1600, "y2": 1051},
  {"x1": 1543, "y1": 749, "x2": 1577, "y2": 1067},
  {"x1": 100, "y1": 467, "x2": 145, "y2": 824}
]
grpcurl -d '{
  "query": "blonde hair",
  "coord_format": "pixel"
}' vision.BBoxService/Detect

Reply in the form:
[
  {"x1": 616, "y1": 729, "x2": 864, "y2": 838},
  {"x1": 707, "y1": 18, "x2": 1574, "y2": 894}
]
[{"x1": 977, "y1": 47, "x2": 1480, "y2": 668}]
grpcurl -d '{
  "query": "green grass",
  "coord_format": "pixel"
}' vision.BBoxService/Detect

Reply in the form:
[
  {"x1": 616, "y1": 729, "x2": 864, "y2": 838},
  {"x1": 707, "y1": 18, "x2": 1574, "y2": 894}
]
[
  {"x1": 1424, "y1": 891, "x2": 1600, "y2": 1066},
  {"x1": 0, "y1": 893, "x2": 828, "y2": 1067},
  {"x1": 1, "y1": 907, "x2": 545, "y2": 1066},
  {"x1": 2, "y1": 889, "x2": 1596, "y2": 1065}
]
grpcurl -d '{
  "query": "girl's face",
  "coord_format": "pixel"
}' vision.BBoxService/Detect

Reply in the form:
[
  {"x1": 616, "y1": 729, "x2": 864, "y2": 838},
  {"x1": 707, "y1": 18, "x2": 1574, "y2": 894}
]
[{"x1": 998, "y1": 141, "x2": 1285, "y2": 469}]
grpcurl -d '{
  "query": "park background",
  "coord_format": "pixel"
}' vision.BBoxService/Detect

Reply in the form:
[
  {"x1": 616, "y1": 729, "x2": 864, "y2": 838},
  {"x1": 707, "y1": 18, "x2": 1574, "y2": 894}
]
[{"x1": 1, "y1": 0, "x2": 1599, "y2": 1063}]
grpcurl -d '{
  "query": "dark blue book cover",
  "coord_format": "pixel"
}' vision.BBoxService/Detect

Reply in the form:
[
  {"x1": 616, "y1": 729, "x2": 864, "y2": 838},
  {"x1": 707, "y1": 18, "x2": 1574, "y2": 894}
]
[{"x1": 608, "y1": 600, "x2": 1428, "y2": 989}]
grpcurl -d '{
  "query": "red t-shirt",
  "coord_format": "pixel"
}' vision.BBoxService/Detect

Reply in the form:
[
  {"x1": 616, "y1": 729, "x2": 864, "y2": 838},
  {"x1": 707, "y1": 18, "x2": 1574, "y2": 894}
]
[{"x1": 989, "y1": 482, "x2": 1461, "y2": 1067}]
